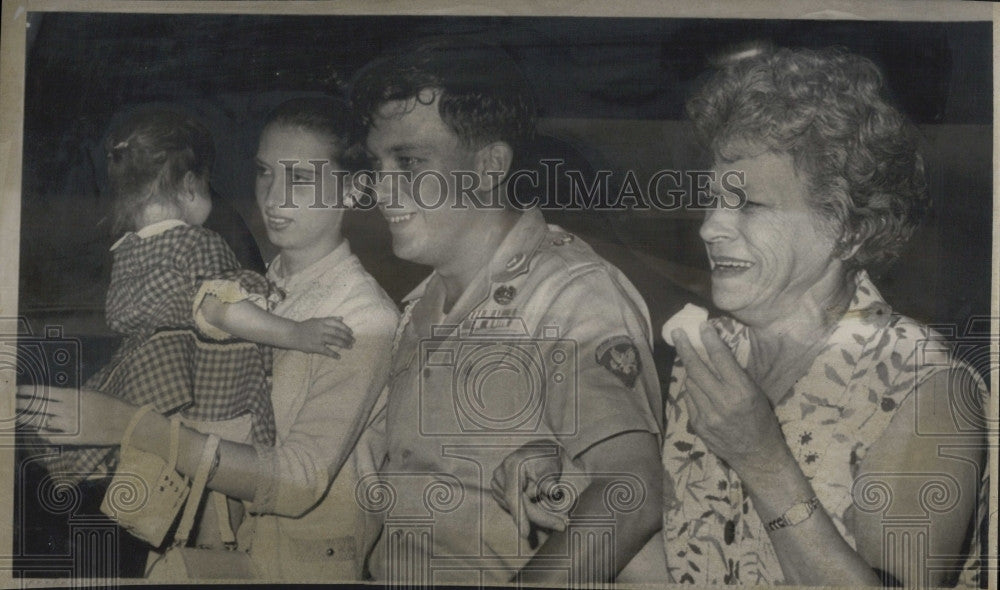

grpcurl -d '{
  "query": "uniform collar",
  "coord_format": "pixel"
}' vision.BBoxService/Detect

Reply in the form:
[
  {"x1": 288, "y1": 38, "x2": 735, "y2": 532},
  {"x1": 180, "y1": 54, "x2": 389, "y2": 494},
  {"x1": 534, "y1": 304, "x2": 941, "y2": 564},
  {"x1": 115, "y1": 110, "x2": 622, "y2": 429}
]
[
  {"x1": 488, "y1": 207, "x2": 549, "y2": 283},
  {"x1": 402, "y1": 208, "x2": 550, "y2": 332},
  {"x1": 402, "y1": 273, "x2": 434, "y2": 304},
  {"x1": 401, "y1": 208, "x2": 549, "y2": 304},
  {"x1": 110, "y1": 218, "x2": 187, "y2": 251}
]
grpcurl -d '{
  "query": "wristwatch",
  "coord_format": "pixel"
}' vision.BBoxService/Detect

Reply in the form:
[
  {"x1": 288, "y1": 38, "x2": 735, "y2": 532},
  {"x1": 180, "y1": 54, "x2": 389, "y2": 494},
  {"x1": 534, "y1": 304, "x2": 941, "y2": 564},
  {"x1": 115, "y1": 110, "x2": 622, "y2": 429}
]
[{"x1": 766, "y1": 497, "x2": 821, "y2": 531}]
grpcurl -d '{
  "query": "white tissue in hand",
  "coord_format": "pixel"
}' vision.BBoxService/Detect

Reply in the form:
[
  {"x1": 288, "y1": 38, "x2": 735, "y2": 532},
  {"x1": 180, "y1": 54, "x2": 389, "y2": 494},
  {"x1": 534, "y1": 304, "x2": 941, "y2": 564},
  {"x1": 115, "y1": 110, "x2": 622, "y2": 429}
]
[{"x1": 662, "y1": 304, "x2": 709, "y2": 363}]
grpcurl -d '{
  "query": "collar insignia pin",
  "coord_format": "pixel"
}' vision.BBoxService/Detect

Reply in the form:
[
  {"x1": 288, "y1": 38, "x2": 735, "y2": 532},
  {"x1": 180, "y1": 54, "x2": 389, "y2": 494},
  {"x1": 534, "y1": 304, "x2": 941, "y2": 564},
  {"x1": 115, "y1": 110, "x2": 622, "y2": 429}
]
[
  {"x1": 505, "y1": 253, "x2": 524, "y2": 270},
  {"x1": 493, "y1": 285, "x2": 516, "y2": 305}
]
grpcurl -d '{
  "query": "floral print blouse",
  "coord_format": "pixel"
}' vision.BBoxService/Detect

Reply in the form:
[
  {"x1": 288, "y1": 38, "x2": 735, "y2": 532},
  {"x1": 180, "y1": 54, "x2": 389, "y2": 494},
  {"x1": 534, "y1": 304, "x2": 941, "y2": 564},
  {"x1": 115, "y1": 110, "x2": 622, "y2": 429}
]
[{"x1": 661, "y1": 271, "x2": 988, "y2": 586}]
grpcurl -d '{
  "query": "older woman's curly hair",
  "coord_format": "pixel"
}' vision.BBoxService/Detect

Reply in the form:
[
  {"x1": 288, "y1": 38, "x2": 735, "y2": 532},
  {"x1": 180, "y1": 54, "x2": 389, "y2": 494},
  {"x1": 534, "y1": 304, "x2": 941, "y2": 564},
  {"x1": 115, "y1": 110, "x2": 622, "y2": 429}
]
[{"x1": 687, "y1": 47, "x2": 930, "y2": 270}]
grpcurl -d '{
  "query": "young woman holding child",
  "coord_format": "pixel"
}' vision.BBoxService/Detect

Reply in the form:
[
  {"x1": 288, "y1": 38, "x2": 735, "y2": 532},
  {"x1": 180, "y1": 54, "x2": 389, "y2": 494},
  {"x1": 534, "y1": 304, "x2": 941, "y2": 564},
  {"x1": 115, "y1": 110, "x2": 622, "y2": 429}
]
[{"x1": 20, "y1": 98, "x2": 398, "y2": 581}]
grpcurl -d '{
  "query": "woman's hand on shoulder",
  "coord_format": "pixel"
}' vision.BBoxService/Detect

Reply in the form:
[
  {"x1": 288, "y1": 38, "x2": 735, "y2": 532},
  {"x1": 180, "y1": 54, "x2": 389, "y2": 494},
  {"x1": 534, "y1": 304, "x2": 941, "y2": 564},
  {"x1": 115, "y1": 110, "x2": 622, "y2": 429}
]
[
  {"x1": 16, "y1": 385, "x2": 133, "y2": 446},
  {"x1": 673, "y1": 323, "x2": 794, "y2": 480}
]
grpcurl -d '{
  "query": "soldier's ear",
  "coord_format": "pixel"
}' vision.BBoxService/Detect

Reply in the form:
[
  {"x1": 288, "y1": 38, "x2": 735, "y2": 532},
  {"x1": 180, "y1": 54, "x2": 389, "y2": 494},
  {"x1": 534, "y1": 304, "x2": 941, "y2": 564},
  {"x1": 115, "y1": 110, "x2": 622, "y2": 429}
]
[{"x1": 475, "y1": 141, "x2": 514, "y2": 193}]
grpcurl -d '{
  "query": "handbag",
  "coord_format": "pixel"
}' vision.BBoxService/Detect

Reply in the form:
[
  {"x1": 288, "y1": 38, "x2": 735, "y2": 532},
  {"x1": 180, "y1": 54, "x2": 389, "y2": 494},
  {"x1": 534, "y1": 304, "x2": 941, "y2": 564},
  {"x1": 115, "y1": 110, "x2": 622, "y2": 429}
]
[
  {"x1": 144, "y1": 433, "x2": 257, "y2": 580},
  {"x1": 100, "y1": 405, "x2": 189, "y2": 548}
]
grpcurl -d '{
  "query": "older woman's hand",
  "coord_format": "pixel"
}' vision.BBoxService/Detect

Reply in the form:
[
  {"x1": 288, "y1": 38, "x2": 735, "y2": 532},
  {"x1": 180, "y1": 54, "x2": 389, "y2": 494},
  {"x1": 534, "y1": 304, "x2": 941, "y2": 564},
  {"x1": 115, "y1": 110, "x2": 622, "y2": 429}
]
[
  {"x1": 672, "y1": 323, "x2": 794, "y2": 479},
  {"x1": 16, "y1": 385, "x2": 133, "y2": 446}
]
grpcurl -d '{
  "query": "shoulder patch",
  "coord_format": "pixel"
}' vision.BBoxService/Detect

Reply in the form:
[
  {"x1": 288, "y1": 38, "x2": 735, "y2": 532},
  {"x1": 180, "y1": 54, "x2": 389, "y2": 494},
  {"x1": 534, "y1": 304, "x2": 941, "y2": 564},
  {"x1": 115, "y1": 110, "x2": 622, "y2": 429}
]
[{"x1": 596, "y1": 335, "x2": 641, "y2": 388}]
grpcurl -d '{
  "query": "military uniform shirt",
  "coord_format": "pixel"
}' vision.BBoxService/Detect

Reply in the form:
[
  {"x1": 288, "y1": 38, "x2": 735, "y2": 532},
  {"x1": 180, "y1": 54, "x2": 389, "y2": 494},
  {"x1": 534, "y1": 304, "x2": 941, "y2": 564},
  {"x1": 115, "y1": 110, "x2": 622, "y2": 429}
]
[{"x1": 366, "y1": 208, "x2": 661, "y2": 585}]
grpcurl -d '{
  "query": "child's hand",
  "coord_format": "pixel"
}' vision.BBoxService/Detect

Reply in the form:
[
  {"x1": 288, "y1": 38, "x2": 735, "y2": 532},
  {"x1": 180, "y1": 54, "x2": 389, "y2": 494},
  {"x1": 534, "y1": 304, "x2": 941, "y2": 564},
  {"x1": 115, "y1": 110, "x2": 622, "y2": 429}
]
[{"x1": 292, "y1": 317, "x2": 354, "y2": 358}]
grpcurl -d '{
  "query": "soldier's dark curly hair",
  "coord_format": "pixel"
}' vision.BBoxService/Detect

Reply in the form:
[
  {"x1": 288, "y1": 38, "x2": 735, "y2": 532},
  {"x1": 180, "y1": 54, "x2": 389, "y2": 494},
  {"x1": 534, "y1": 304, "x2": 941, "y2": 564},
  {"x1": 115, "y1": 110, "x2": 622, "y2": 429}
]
[
  {"x1": 350, "y1": 36, "x2": 537, "y2": 172},
  {"x1": 687, "y1": 47, "x2": 929, "y2": 269}
]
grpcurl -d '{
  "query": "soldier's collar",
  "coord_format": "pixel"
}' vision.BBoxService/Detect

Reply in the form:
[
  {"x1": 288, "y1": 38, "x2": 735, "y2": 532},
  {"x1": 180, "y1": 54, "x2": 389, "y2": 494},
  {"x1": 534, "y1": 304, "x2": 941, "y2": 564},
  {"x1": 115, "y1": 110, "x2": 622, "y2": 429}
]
[
  {"x1": 402, "y1": 273, "x2": 434, "y2": 303},
  {"x1": 400, "y1": 208, "x2": 549, "y2": 304},
  {"x1": 487, "y1": 208, "x2": 549, "y2": 284}
]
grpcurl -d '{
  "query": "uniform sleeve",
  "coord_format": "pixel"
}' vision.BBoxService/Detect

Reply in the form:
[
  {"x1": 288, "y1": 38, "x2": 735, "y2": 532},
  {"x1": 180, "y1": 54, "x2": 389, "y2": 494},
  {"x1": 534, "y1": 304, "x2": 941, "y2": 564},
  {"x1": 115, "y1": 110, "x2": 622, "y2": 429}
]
[
  {"x1": 246, "y1": 302, "x2": 398, "y2": 517},
  {"x1": 535, "y1": 267, "x2": 661, "y2": 460}
]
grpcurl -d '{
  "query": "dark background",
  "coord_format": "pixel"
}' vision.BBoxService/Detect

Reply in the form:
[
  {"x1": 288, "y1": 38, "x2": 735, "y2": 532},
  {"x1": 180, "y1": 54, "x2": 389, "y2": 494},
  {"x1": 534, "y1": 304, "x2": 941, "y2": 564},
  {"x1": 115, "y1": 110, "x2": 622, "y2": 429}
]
[
  {"x1": 19, "y1": 14, "x2": 993, "y2": 332},
  {"x1": 14, "y1": 12, "x2": 993, "y2": 579}
]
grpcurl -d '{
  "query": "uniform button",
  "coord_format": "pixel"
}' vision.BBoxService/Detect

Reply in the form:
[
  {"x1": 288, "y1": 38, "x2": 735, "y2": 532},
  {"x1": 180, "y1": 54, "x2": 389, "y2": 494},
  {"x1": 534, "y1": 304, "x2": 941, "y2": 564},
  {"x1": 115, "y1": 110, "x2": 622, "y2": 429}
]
[
  {"x1": 423, "y1": 367, "x2": 431, "y2": 379},
  {"x1": 326, "y1": 548, "x2": 335, "y2": 556},
  {"x1": 401, "y1": 449, "x2": 412, "y2": 460},
  {"x1": 505, "y1": 253, "x2": 524, "y2": 269}
]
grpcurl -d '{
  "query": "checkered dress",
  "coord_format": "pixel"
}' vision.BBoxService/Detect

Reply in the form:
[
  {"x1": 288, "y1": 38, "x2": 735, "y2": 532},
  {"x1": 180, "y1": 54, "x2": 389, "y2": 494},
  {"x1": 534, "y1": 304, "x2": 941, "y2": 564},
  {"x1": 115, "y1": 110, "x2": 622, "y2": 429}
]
[{"x1": 47, "y1": 224, "x2": 277, "y2": 483}]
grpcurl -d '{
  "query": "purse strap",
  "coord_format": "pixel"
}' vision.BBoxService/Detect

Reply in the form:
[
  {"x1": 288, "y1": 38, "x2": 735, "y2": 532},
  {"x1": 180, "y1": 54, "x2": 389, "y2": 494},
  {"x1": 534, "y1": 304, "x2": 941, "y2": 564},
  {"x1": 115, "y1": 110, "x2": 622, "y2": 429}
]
[
  {"x1": 173, "y1": 434, "x2": 220, "y2": 547},
  {"x1": 120, "y1": 405, "x2": 181, "y2": 471},
  {"x1": 211, "y1": 492, "x2": 238, "y2": 547},
  {"x1": 120, "y1": 404, "x2": 155, "y2": 451}
]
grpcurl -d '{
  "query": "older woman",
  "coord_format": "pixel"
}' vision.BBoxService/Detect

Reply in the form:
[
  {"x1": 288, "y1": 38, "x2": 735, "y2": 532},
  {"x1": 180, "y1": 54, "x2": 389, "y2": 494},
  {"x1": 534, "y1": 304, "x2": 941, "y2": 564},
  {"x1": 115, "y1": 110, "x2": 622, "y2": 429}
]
[
  {"x1": 661, "y1": 47, "x2": 987, "y2": 587},
  {"x1": 491, "y1": 46, "x2": 987, "y2": 587}
]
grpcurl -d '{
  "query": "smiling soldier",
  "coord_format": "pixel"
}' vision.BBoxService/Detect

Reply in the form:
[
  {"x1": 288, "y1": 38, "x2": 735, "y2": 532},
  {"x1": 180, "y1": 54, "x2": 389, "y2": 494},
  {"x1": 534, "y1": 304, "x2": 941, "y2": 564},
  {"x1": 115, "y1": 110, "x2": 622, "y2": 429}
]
[{"x1": 351, "y1": 37, "x2": 664, "y2": 585}]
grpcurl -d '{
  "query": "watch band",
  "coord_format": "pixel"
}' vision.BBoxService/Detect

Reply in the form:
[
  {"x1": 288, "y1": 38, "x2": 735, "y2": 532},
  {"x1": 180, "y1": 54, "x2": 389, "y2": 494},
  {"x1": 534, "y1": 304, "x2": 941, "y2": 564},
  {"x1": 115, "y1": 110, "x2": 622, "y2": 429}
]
[{"x1": 766, "y1": 496, "x2": 821, "y2": 531}]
